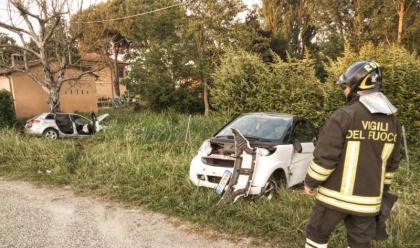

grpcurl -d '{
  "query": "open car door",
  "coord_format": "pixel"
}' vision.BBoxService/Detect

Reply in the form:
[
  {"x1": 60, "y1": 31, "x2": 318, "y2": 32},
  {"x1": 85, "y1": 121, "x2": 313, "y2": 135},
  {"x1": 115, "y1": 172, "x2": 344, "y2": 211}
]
[{"x1": 287, "y1": 119, "x2": 316, "y2": 186}]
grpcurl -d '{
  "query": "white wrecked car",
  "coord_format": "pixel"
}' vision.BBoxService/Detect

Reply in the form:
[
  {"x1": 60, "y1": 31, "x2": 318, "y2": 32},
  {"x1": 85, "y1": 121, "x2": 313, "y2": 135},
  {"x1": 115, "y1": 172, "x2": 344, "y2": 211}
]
[
  {"x1": 24, "y1": 112, "x2": 109, "y2": 139},
  {"x1": 189, "y1": 113, "x2": 317, "y2": 201}
]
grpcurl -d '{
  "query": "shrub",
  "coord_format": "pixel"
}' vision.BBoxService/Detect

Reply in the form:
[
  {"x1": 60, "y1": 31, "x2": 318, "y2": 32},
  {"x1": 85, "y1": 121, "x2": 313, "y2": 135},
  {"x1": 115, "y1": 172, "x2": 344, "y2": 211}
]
[
  {"x1": 0, "y1": 89, "x2": 14, "y2": 128},
  {"x1": 324, "y1": 44, "x2": 420, "y2": 147},
  {"x1": 211, "y1": 49, "x2": 325, "y2": 126}
]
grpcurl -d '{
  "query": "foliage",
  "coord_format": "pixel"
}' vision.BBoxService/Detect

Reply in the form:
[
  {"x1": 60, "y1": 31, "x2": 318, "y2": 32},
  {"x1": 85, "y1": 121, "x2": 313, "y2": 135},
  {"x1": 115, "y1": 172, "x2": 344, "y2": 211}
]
[
  {"x1": 0, "y1": 109, "x2": 418, "y2": 247},
  {"x1": 126, "y1": 31, "x2": 203, "y2": 113},
  {"x1": 109, "y1": 0, "x2": 245, "y2": 115},
  {"x1": 324, "y1": 43, "x2": 420, "y2": 148},
  {"x1": 72, "y1": 1, "x2": 132, "y2": 97},
  {"x1": 312, "y1": 0, "x2": 420, "y2": 54},
  {"x1": 0, "y1": 90, "x2": 14, "y2": 128},
  {"x1": 0, "y1": 33, "x2": 17, "y2": 67},
  {"x1": 262, "y1": 0, "x2": 317, "y2": 58},
  {"x1": 230, "y1": 9, "x2": 289, "y2": 62},
  {"x1": 211, "y1": 49, "x2": 325, "y2": 126}
]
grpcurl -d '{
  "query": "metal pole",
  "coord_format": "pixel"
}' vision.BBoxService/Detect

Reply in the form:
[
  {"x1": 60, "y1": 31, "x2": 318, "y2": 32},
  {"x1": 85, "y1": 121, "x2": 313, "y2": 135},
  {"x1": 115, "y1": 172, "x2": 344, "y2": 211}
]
[{"x1": 401, "y1": 125, "x2": 410, "y2": 174}]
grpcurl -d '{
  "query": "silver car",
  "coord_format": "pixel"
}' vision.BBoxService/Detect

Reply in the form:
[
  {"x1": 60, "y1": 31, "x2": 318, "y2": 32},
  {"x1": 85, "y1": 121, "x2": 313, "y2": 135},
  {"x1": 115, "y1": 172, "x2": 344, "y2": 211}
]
[{"x1": 24, "y1": 112, "x2": 109, "y2": 139}]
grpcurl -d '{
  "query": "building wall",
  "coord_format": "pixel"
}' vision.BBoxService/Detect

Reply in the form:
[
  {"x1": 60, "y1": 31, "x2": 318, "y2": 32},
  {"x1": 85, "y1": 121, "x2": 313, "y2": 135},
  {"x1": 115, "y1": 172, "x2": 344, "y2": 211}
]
[
  {"x1": 0, "y1": 76, "x2": 11, "y2": 91},
  {"x1": 11, "y1": 70, "x2": 50, "y2": 118},
  {"x1": 10, "y1": 66, "x2": 98, "y2": 118},
  {"x1": 95, "y1": 66, "x2": 127, "y2": 99},
  {"x1": 59, "y1": 68, "x2": 98, "y2": 114}
]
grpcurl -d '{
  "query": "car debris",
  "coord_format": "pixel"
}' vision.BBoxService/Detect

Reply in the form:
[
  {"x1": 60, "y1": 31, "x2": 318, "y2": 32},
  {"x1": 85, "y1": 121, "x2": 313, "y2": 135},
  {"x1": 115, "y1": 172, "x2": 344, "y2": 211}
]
[
  {"x1": 219, "y1": 128, "x2": 257, "y2": 203},
  {"x1": 189, "y1": 112, "x2": 318, "y2": 201},
  {"x1": 24, "y1": 112, "x2": 109, "y2": 139}
]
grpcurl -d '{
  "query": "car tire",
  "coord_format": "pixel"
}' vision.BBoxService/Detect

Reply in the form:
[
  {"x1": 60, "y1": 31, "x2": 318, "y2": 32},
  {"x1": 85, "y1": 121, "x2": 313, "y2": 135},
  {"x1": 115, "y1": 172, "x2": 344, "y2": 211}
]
[
  {"x1": 43, "y1": 128, "x2": 59, "y2": 140},
  {"x1": 262, "y1": 170, "x2": 287, "y2": 200}
]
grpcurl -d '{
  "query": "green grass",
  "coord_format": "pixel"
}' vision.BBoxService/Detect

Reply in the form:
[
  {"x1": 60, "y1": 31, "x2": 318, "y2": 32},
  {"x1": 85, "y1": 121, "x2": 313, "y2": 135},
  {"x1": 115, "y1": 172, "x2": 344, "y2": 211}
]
[{"x1": 0, "y1": 109, "x2": 419, "y2": 247}]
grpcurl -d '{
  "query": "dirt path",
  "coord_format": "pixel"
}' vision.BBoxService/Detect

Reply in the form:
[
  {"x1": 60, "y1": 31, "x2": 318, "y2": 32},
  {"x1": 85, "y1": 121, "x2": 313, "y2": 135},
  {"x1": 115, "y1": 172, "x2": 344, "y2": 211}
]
[{"x1": 0, "y1": 179, "x2": 252, "y2": 248}]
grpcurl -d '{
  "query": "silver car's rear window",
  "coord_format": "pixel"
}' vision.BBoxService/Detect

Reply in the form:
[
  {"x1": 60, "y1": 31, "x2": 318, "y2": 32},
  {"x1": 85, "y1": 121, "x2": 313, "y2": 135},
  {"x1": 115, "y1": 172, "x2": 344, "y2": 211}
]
[{"x1": 45, "y1": 114, "x2": 55, "y2": 120}]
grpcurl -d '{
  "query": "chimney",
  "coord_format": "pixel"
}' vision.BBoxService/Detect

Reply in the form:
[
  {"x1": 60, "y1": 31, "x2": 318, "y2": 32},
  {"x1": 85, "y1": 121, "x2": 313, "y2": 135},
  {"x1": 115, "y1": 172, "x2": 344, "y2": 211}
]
[{"x1": 11, "y1": 53, "x2": 24, "y2": 67}]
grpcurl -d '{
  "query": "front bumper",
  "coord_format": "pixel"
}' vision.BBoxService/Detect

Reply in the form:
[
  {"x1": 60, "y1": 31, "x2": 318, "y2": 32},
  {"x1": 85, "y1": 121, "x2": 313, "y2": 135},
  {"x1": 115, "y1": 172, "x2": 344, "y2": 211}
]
[{"x1": 189, "y1": 153, "x2": 263, "y2": 195}]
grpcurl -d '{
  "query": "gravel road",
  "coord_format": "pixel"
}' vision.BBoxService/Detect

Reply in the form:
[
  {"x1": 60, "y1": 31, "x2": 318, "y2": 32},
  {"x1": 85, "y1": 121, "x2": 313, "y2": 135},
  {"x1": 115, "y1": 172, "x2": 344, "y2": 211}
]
[{"x1": 0, "y1": 179, "x2": 251, "y2": 248}]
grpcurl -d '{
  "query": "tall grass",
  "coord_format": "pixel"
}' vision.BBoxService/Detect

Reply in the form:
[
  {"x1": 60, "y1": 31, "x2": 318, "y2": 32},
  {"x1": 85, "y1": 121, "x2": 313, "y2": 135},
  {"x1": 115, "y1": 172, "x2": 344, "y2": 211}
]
[{"x1": 0, "y1": 109, "x2": 418, "y2": 247}]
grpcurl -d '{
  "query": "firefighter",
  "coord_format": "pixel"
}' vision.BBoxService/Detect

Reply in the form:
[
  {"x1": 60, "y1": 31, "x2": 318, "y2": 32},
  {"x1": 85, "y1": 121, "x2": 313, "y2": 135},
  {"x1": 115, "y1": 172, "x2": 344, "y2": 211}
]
[{"x1": 304, "y1": 61, "x2": 401, "y2": 248}]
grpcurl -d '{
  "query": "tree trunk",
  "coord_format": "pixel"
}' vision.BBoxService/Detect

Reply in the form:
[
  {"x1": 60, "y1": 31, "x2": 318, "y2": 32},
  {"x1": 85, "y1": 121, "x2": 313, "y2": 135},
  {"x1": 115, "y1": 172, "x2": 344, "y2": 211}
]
[
  {"x1": 397, "y1": 0, "x2": 404, "y2": 44},
  {"x1": 48, "y1": 87, "x2": 60, "y2": 113},
  {"x1": 203, "y1": 80, "x2": 210, "y2": 117},
  {"x1": 354, "y1": 0, "x2": 362, "y2": 50},
  {"x1": 113, "y1": 46, "x2": 121, "y2": 97}
]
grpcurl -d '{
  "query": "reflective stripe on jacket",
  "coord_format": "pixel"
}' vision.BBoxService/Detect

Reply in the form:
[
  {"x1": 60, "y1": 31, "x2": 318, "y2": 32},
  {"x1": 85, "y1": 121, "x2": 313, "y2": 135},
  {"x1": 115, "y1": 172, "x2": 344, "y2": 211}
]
[{"x1": 305, "y1": 100, "x2": 401, "y2": 216}]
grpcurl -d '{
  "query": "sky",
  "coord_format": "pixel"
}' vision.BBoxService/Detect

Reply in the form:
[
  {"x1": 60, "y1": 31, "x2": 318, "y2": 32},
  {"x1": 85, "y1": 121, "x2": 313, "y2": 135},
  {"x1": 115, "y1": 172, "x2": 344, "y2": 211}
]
[{"x1": 0, "y1": 0, "x2": 262, "y2": 43}]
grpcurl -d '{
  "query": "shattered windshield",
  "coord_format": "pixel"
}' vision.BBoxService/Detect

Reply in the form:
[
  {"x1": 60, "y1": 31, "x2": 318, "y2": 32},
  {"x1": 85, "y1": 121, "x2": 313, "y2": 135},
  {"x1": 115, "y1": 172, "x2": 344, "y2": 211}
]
[{"x1": 215, "y1": 114, "x2": 293, "y2": 142}]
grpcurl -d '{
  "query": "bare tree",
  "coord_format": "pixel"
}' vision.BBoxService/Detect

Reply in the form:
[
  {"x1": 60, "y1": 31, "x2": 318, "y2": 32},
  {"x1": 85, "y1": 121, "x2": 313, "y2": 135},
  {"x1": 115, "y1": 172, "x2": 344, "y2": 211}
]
[{"x1": 0, "y1": 0, "x2": 99, "y2": 112}]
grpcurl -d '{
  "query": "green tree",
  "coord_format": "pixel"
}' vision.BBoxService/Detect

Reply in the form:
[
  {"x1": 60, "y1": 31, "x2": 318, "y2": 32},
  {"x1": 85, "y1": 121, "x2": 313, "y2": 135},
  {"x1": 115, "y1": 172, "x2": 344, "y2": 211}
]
[
  {"x1": 182, "y1": 0, "x2": 245, "y2": 116},
  {"x1": 111, "y1": 0, "x2": 203, "y2": 112},
  {"x1": 119, "y1": 0, "x2": 244, "y2": 115},
  {"x1": 313, "y1": 0, "x2": 420, "y2": 54},
  {"x1": 262, "y1": 0, "x2": 317, "y2": 58},
  {"x1": 230, "y1": 9, "x2": 288, "y2": 62},
  {"x1": 72, "y1": 2, "x2": 131, "y2": 97}
]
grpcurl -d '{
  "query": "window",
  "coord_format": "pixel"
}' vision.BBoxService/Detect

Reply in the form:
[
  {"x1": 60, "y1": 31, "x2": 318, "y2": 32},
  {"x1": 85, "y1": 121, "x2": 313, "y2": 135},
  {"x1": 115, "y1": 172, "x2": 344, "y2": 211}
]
[
  {"x1": 117, "y1": 67, "x2": 124, "y2": 78},
  {"x1": 291, "y1": 120, "x2": 316, "y2": 143},
  {"x1": 71, "y1": 115, "x2": 90, "y2": 126},
  {"x1": 45, "y1": 114, "x2": 55, "y2": 120}
]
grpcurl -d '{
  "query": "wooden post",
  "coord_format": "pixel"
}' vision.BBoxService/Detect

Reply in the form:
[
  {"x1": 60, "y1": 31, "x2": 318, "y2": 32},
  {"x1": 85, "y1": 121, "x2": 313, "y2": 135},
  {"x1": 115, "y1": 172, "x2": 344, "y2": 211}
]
[{"x1": 397, "y1": 0, "x2": 405, "y2": 44}]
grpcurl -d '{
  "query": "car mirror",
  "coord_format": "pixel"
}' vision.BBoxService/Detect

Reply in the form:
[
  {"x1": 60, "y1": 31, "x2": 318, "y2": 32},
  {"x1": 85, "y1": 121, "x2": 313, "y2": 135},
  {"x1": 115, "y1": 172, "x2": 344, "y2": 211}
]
[{"x1": 293, "y1": 140, "x2": 302, "y2": 153}]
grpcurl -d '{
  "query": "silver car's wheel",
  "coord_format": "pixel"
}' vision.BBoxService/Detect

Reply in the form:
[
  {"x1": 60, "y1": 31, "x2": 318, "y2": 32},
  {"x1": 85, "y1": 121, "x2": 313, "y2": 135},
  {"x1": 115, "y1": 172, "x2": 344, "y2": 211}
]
[{"x1": 43, "y1": 129, "x2": 59, "y2": 140}]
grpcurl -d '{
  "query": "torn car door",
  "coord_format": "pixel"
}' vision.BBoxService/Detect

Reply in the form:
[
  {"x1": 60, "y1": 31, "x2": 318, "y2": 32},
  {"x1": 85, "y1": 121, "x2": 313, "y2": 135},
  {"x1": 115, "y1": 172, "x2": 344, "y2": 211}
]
[{"x1": 95, "y1": 113, "x2": 109, "y2": 132}]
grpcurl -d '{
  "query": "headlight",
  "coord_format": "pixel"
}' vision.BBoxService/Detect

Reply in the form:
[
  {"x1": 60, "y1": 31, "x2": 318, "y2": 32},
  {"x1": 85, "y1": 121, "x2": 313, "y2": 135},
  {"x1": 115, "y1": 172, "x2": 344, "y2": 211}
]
[
  {"x1": 198, "y1": 139, "x2": 212, "y2": 155},
  {"x1": 257, "y1": 148, "x2": 270, "y2": 156}
]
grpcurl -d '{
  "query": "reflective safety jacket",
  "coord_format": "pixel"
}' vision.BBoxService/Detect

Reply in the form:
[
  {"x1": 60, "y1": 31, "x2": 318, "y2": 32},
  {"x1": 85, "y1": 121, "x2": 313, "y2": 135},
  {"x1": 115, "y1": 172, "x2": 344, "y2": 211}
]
[{"x1": 305, "y1": 99, "x2": 401, "y2": 216}]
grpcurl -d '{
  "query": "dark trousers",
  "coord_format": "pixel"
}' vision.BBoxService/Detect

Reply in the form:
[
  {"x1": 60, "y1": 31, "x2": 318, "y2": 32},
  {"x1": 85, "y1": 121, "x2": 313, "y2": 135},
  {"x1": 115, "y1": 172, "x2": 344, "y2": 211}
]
[{"x1": 306, "y1": 203, "x2": 376, "y2": 248}]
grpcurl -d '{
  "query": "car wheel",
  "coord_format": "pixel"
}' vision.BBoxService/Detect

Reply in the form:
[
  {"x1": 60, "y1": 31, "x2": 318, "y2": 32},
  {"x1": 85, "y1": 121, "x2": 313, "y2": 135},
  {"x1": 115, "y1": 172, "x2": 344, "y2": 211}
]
[
  {"x1": 43, "y1": 128, "x2": 59, "y2": 140},
  {"x1": 262, "y1": 170, "x2": 287, "y2": 200}
]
